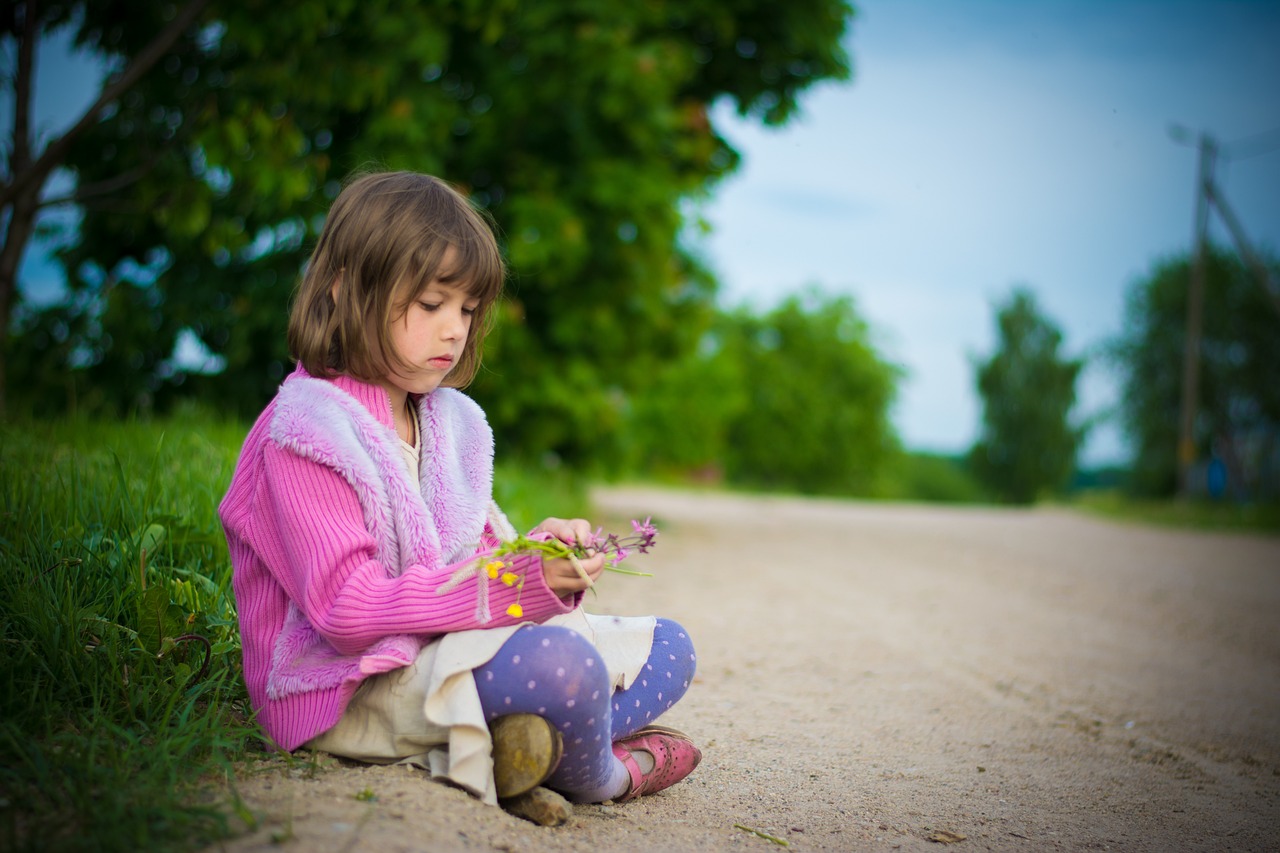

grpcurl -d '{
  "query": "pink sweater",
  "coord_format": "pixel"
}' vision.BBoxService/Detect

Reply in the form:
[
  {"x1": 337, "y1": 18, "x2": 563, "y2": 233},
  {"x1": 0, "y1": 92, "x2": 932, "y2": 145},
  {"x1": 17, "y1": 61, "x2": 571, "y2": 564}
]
[{"x1": 219, "y1": 367, "x2": 576, "y2": 750}]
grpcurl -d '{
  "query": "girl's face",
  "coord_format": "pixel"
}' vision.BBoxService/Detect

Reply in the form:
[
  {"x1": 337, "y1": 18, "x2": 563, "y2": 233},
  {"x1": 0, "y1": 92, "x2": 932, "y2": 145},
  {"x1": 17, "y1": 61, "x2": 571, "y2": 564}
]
[{"x1": 380, "y1": 246, "x2": 479, "y2": 399}]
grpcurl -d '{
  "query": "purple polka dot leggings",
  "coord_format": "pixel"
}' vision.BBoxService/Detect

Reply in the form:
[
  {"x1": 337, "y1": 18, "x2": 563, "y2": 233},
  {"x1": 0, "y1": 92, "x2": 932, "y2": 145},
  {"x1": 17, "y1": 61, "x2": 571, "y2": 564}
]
[{"x1": 473, "y1": 618, "x2": 696, "y2": 803}]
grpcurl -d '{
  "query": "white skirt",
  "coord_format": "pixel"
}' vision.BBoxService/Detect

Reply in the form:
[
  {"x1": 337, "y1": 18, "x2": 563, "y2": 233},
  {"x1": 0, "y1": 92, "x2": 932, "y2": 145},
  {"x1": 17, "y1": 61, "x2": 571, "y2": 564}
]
[{"x1": 306, "y1": 607, "x2": 656, "y2": 804}]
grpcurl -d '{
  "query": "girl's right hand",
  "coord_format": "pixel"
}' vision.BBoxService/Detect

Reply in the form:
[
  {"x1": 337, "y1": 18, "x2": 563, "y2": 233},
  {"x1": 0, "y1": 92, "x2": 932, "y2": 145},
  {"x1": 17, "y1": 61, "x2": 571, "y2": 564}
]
[{"x1": 541, "y1": 549, "x2": 606, "y2": 597}]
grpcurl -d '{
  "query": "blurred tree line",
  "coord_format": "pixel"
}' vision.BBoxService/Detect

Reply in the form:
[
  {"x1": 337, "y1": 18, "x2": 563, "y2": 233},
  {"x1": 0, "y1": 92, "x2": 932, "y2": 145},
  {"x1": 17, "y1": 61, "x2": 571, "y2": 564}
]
[
  {"x1": 969, "y1": 247, "x2": 1280, "y2": 506},
  {"x1": 1109, "y1": 247, "x2": 1280, "y2": 501},
  {"x1": 6, "y1": 0, "x2": 912, "y2": 496},
  {"x1": 6, "y1": 3, "x2": 1276, "y2": 503},
  {"x1": 624, "y1": 289, "x2": 901, "y2": 495}
]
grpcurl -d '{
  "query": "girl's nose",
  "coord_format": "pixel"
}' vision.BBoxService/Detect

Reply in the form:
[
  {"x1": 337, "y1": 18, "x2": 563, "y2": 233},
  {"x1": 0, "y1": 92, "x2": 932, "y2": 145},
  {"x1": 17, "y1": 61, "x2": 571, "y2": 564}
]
[{"x1": 443, "y1": 308, "x2": 468, "y2": 339}]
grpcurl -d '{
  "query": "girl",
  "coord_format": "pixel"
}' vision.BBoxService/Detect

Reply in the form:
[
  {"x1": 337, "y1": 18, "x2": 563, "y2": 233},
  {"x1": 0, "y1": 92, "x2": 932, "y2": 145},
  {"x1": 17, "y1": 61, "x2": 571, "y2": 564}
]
[{"x1": 219, "y1": 171, "x2": 700, "y2": 809}]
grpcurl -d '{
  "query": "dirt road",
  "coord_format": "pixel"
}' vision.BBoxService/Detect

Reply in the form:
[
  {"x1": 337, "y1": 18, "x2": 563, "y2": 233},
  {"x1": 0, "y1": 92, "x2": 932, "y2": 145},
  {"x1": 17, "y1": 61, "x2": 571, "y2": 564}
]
[{"x1": 211, "y1": 487, "x2": 1280, "y2": 852}]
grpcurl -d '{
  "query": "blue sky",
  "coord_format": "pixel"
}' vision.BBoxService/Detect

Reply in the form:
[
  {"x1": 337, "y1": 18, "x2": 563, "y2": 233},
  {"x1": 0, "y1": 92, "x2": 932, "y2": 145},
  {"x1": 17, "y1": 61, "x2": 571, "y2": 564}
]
[
  {"x1": 12, "y1": 1, "x2": 1280, "y2": 465},
  {"x1": 702, "y1": 0, "x2": 1280, "y2": 464}
]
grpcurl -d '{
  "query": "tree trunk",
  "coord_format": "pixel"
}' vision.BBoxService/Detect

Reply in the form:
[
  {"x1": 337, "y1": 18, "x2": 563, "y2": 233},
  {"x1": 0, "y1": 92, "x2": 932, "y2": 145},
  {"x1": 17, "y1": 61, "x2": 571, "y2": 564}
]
[
  {"x1": 0, "y1": 0, "x2": 39, "y2": 417},
  {"x1": 0, "y1": 191, "x2": 40, "y2": 416}
]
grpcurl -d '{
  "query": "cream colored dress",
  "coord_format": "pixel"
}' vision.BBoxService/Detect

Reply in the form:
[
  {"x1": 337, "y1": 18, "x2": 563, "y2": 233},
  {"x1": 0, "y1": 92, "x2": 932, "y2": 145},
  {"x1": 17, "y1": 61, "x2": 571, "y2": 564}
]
[{"x1": 307, "y1": 414, "x2": 655, "y2": 804}]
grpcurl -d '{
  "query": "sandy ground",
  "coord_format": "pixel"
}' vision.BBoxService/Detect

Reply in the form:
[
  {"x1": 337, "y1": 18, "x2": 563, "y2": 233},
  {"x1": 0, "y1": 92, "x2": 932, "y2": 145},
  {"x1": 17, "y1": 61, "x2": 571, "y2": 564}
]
[{"x1": 206, "y1": 487, "x2": 1280, "y2": 852}]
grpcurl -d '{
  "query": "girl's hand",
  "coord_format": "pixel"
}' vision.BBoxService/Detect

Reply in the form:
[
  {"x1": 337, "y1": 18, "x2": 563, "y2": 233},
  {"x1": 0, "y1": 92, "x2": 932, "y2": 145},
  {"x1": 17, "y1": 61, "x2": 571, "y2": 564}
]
[{"x1": 531, "y1": 517, "x2": 606, "y2": 597}]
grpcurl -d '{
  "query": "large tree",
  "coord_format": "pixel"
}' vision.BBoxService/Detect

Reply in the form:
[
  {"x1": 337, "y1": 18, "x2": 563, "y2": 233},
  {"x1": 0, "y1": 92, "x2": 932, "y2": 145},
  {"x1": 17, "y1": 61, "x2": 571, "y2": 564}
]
[
  {"x1": 969, "y1": 287, "x2": 1084, "y2": 504},
  {"x1": 4, "y1": 0, "x2": 854, "y2": 464},
  {"x1": 1109, "y1": 247, "x2": 1280, "y2": 499}
]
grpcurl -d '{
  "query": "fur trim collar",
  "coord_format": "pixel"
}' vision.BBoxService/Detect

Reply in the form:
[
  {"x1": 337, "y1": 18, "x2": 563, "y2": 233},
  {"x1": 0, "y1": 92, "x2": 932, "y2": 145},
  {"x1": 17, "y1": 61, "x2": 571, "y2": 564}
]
[{"x1": 270, "y1": 376, "x2": 494, "y2": 571}]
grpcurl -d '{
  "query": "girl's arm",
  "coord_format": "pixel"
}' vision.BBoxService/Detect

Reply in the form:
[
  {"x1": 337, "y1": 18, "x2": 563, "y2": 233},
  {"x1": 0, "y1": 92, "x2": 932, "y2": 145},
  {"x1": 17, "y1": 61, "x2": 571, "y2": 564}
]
[{"x1": 251, "y1": 443, "x2": 574, "y2": 655}]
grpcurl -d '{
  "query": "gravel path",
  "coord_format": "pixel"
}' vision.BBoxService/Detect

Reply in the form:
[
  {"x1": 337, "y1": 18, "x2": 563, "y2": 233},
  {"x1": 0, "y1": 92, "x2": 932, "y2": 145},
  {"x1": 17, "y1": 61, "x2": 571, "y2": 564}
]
[{"x1": 208, "y1": 487, "x2": 1280, "y2": 852}]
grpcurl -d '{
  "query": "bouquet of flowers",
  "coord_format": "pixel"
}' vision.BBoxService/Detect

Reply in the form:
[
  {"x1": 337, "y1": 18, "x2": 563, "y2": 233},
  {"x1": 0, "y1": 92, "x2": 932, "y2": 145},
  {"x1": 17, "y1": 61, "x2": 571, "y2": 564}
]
[{"x1": 439, "y1": 517, "x2": 658, "y2": 621}]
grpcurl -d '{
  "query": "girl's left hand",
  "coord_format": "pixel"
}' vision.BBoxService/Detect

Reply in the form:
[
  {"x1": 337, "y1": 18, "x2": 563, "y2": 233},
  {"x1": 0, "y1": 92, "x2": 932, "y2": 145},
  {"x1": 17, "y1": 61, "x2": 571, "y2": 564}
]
[{"x1": 531, "y1": 517, "x2": 606, "y2": 596}]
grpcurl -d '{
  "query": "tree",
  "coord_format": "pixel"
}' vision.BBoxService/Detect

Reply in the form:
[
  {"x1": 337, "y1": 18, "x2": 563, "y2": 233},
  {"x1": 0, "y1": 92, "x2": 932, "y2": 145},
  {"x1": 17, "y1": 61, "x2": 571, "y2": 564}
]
[
  {"x1": 703, "y1": 289, "x2": 900, "y2": 496},
  {"x1": 4, "y1": 0, "x2": 856, "y2": 468},
  {"x1": 969, "y1": 287, "x2": 1084, "y2": 504},
  {"x1": 1109, "y1": 247, "x2": 1280, "y2": 498},
  {"x1": 1, "y1": 0, "x2": 213, "y2": 414}
]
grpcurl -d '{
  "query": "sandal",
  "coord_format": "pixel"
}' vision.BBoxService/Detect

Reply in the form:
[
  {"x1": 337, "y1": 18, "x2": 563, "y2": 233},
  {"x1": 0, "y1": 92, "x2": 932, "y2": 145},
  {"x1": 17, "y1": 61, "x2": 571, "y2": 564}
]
[
  {"x1": 611, "y1": 728, "x2": 702, "y2": 802},
  {"x1": 490, "y1": 714, "x2": 563, "y2": 799}
]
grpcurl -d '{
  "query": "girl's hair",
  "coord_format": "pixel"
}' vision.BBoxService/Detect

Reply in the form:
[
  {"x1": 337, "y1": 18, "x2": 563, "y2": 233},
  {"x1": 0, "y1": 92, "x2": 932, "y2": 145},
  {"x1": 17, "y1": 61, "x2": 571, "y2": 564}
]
[{"x1": 288, "y1": 170, "x2": 505, "y2": 388}]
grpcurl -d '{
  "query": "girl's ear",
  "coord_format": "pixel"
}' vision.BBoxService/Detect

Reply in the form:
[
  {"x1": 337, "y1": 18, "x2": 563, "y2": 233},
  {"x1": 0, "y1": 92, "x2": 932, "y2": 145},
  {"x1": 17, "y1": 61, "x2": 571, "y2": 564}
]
[{"x1": 330, "y1": 270, "x2": 343, "y2": 303}]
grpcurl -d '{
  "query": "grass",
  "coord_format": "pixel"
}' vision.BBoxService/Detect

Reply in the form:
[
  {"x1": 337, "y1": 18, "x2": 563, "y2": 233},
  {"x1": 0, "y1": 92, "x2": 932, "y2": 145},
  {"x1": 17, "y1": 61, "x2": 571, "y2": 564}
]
[
  {"x1": 1071, "y1": 489, "x2": 1280, "y2": 534},
  {"x1": 1, "y1": 413, "x2": 256, "y2": 852},
  {"x1": 0, "y1": 413, "x2": 590, "y2": 852}
]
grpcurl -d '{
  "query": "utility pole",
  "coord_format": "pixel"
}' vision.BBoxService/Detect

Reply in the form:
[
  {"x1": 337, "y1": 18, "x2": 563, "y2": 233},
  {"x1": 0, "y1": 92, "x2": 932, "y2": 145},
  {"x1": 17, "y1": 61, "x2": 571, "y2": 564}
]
[
  {"x1": 1171, "y1": 123, "x2": 1280, "y2": 500},
  {"x1": 1177, "y1": 133, "x2": 1214, "y2": 500}
]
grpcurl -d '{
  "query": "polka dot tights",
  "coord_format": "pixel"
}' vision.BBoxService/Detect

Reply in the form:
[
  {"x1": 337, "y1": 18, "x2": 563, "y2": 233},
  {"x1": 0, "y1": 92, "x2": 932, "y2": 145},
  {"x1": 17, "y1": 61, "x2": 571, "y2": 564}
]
[{"x1": 473, "y1": 619, "x2": 696, "y2": 803}]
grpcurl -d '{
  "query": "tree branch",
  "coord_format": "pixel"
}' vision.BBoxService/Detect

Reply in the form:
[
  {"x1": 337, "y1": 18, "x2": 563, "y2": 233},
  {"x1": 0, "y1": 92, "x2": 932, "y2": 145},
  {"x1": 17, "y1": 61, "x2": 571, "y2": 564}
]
[
  {"x1": 0, "y1": 0, "x2": 212, "y2": 210},
  {"x1": 11, "y1": 0, "x2": 37, "y2": 176},
  {"x1": 36, "y1": 162, "x2": 155, "y2": 209}
]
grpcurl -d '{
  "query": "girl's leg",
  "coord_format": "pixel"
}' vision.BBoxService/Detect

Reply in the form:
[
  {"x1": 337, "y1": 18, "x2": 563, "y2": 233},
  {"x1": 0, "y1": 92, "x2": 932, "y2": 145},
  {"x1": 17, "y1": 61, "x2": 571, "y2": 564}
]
[
  {"x1": 474, "y1": 619, "x2": 697, "y2": 803},
  {"x1": 609, "y1": 618, "x2": 697, "y2": 740},
  {"x1": 475, "y1": 625, "x2": 627, "y2": 802}
]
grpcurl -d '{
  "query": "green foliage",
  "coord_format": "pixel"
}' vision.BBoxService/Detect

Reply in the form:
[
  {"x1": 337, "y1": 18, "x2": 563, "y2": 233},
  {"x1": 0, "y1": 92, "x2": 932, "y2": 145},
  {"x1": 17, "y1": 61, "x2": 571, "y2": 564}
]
[
  {"x1": 618, "y1": 289, "x2": 902, "y2": 497},
  {"x1": 1107, "y1": 247, "x2": 1280, "y2": 499},
  {"x1": 492, "y1": 459, "x2": 591, "y2": 533},
  {"x1": 883, "y1": 452, "x2": 987, "y2": 504},
  {"x1": 10, "y1": 0, "x2": 855, "y2": 470},
  {"x1": 617, "y1": 318, "x2": 748, "y2": 481},
  {"x1": 719, "y1": 291, "x2": 901, "y2": 495},
  {"x1": 969, "y1": 287, "x2": 1085, "y2": 504}
]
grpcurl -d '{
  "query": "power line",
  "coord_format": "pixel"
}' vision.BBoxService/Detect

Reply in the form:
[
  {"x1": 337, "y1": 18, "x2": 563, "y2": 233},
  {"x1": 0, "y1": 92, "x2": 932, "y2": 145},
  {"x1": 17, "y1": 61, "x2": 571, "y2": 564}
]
[{"x1": 1222, "y1": 124, "x2": 1280, "y2": 161}]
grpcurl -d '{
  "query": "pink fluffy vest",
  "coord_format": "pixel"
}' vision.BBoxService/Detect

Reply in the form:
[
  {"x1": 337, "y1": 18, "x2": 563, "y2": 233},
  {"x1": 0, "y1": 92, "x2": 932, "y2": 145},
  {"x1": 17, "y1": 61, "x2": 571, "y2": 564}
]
[{"x1": 263, "y1": 377, "x2": 496, "y2": 699}]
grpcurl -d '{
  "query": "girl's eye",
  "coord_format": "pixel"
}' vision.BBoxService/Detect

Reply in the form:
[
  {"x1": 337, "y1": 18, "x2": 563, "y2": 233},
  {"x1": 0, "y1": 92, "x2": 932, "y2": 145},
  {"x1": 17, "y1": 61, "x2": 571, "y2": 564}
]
[
  {"x1": 462, "y1": 305, "x2": 479, "y2": 317},
  {"x1": 419, "y1": 302, "x2": 441, "y2": 312}
]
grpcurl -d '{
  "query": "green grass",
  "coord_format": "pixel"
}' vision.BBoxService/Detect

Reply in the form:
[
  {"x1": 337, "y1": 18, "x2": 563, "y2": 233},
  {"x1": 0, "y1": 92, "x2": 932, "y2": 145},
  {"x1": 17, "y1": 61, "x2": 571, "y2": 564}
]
[
  {"x1": 0, "y1": 413, "x2": 591, "y2": 852},
  {"x1": 1071, "y1": 489, "x2": 1280, "y2": 534},
  {"x1": 1, "y1": 413, "x2": 257, "y2": 852}
]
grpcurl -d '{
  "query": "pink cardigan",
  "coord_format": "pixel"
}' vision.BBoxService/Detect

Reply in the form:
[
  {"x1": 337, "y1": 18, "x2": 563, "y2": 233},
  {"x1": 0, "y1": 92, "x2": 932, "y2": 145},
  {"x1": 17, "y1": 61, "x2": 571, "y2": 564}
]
[{"x1": 219, "y1": 367, "x2": 576, "y2": 750}]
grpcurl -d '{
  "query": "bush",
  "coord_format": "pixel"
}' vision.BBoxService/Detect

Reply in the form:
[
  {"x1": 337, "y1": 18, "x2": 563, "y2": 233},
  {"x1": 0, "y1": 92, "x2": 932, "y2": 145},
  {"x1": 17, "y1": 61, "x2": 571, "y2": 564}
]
[{"x1": 886, "y1": 452, "x2": 987, "y2": 503}]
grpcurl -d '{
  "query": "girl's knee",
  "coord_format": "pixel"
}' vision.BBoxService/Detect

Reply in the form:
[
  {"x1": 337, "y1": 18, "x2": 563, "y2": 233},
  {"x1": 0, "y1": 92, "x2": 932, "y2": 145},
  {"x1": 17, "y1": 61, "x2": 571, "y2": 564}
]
[{"x1": 653, "y1": 618, "x2": 696, "y2": 680}]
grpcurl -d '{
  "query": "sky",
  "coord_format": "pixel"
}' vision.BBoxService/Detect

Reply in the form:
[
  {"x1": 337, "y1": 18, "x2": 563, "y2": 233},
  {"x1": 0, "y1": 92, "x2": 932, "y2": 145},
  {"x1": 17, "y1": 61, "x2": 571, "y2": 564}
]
[
  {"x1": 700, "y1": 0, "x2": 1280, "y2": 465},
  {"x1": 11, "y1": 1, "x2": 1280, "y2": 465}
]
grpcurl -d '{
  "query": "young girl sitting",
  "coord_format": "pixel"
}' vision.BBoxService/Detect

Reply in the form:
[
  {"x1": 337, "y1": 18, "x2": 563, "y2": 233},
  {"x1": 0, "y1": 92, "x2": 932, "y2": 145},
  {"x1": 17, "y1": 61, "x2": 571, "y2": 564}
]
[{"x1": 219, "y1": 171, "x2": 700, "y2": 809}]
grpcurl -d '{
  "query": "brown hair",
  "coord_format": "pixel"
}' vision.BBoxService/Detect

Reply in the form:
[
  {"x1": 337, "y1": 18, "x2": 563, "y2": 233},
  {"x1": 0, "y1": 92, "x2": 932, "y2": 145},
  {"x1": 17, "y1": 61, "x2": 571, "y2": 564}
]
[{"x1": 288, "y1": 171, "x2": 505, "y2": 388}]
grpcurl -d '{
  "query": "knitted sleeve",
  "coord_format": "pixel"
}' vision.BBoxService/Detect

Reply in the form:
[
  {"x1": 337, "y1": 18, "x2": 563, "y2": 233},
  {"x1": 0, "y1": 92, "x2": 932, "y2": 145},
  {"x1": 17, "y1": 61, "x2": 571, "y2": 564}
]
[{"x1": 247, "y1": 442, "x2": 575, "y2": 655}]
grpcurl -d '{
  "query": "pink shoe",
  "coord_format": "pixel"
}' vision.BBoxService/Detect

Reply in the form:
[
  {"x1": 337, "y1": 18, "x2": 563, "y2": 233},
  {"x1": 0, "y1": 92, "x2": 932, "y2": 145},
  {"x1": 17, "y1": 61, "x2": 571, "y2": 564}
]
[{"x1": 611, "y1": 727, "x2": 702, "y2": 802}]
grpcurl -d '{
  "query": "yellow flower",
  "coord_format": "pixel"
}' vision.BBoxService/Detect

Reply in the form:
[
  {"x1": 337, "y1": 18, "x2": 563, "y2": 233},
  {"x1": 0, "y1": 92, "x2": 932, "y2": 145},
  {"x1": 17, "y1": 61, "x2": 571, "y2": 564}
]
[
  {"x1": 500, "y1": 572, "x2": 520, "y2": 587},
  {"x1": 485, "y1": 561, "x2": 504, "y2": 579},
  {"x1": 506, "y1": 603, "x2": 523, "y2": 618}
]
